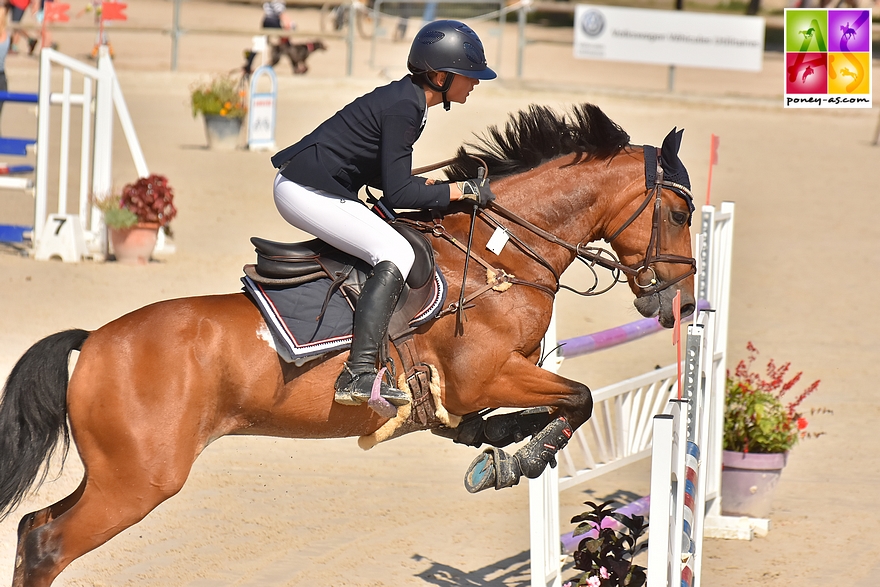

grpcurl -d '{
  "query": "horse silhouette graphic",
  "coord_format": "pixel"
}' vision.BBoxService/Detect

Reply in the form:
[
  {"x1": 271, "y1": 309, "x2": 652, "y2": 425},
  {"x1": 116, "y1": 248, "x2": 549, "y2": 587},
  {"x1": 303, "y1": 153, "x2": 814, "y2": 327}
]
[
  {"x1": 799, "y1": 28, "x2": 815, "y2": 39},
  {"x1": 802, "y1": 65, "x2": 814, "y2": 83},
  {"x1": 840, "y1": 23, "x2": 857, "y2": 41},
  {"x1": 840, "y1": 67, "x2": 857, "y2": 79}
]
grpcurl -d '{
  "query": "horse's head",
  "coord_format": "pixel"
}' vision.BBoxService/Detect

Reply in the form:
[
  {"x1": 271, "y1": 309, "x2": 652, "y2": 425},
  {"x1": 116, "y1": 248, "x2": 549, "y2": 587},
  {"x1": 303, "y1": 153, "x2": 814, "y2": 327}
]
[
  {"x1": 601, "y1": 128, "x2": 696, "y2": 327},
  {"x1": 443, "y1": 105, "x2": 696, "y2": 328}
]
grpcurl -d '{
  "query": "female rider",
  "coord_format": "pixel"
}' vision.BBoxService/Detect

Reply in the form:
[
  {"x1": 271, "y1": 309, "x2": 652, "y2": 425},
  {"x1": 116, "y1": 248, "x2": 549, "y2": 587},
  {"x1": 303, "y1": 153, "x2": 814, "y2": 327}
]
[{"x1": 270, "y1": 20, "x2": 497, "y2": 408}]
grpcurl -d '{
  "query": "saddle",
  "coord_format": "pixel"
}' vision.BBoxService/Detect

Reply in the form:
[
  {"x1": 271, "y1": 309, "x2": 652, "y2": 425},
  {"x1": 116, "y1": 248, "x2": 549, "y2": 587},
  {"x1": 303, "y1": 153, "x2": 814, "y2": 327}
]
[{"x1": 242, "y1": 222, "x2": 447, "y2": 364}]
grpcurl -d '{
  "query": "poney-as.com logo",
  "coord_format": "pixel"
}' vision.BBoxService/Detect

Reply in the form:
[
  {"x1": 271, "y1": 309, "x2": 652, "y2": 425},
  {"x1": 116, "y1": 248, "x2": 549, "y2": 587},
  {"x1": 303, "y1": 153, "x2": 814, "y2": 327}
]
[{"x1": 784, "y1": 8, "x2": 872, "y2": 108}]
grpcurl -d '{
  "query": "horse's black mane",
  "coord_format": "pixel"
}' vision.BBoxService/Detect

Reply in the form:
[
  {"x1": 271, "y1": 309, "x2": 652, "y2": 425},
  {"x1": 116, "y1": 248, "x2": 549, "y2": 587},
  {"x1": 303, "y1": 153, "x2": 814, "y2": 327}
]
[{"x1": 444, "y1": 103, "x2": 630, "y2": 181}]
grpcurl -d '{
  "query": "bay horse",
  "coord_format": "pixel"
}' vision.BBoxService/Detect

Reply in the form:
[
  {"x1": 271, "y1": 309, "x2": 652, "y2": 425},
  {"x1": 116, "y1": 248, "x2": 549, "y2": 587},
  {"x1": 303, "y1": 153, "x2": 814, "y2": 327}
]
[{"x1": 0, "y1": 103, "x2": 696, "y2": 586}]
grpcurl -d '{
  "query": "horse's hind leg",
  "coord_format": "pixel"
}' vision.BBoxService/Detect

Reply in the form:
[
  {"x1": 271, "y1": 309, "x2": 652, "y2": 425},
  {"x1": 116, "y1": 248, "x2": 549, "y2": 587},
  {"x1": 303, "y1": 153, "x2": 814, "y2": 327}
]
[{"x1": 13, "y1": 463, "x2": 188, "y2": 586}]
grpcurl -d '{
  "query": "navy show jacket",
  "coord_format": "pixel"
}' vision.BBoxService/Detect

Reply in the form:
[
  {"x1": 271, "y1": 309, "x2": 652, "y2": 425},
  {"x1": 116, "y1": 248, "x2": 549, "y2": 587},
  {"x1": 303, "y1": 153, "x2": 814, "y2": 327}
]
[{"x1": 271, "y1": 75, "x2": 451, "y2": 210}]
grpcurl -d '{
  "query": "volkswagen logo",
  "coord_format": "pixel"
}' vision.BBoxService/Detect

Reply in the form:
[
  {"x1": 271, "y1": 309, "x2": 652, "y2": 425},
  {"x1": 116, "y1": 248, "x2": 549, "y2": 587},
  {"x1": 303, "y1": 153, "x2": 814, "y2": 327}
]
[{"x1": 580, "y1": 9, "x2": 605, "y2": 37}]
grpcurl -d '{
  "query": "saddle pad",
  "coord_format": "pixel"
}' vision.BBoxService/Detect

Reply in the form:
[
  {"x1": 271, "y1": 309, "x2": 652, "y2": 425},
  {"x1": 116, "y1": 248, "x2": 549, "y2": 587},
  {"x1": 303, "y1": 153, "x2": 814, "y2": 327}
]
[
  {"x1": 242, "y1": 269, "x2": 447, "y2": 362},
  {"x1": 243, "y1": 275, "x2": 355, "y2": 360}
]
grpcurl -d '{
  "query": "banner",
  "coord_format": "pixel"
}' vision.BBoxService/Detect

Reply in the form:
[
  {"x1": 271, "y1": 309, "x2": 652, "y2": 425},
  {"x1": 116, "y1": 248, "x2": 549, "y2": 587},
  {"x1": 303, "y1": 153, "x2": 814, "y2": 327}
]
[{"x1": 573, "y1": 5, "x2": 765, "y2": 72}]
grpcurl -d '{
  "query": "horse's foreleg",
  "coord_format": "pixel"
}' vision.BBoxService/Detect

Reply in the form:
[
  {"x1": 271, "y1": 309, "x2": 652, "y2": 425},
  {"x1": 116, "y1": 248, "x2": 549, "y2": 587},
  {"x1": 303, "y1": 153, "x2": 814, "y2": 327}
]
[
  {"x1": 455, "y1": 356, "x2": 593, "y2": 493},
  {"x1": 432, "y1": 407, "x2": 555, "y2": 448}
]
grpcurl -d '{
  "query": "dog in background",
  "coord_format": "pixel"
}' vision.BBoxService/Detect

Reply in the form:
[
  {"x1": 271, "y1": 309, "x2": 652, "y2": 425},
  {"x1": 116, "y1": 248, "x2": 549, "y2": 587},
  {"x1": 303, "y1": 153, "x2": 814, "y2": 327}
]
[{"x1": 243, "y1": 39, "x2": 327, "y2": 77}]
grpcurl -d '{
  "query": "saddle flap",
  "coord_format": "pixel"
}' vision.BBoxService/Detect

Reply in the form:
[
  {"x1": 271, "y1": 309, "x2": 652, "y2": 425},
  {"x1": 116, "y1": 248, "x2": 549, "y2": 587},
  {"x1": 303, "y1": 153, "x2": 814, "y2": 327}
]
[{"x1": 392, "y1": 222, "x2": 434, "y2": 290}]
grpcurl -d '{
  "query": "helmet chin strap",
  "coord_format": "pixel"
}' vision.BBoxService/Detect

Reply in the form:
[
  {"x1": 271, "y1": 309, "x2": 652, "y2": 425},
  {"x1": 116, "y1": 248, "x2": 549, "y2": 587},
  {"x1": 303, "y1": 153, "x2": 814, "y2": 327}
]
[{"x1": 425, "y1": 72, "x2": 456, "y2": 111}]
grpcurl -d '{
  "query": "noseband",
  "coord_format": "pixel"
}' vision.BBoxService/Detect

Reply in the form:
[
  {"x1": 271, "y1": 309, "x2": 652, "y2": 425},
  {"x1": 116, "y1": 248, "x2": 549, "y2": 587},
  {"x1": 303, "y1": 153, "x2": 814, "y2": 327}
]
[{"x1": 484, "y1": 144, "x2": 696, "y2": 298}]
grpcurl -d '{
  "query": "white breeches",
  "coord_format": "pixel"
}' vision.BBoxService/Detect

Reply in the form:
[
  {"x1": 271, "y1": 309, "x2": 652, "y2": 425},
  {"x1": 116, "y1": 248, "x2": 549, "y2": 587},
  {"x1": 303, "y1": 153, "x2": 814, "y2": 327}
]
[{"x1": 273, "y1": 173, "x2": 415, "y2": 279}]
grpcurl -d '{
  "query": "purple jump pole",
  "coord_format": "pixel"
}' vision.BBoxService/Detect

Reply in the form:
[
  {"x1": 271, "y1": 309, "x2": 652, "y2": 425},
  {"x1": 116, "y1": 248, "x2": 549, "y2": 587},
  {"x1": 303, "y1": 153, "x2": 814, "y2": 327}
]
[
  {"x1": 557, "y1": 299, "x2": 710, "y2": 359},
  {"x1": 560, "y1": 495, "x2": 652, "y2": 554}
]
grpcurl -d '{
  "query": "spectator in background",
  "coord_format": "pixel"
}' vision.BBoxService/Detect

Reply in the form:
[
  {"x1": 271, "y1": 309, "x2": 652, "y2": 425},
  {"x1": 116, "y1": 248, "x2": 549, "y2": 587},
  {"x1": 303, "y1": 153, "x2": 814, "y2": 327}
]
[
  {"x1": 262, "y1": 0, "x2": 295, "y2": 31},
  {"x1": 5, "y1": 0, "x2": 38, "y2": 55}
]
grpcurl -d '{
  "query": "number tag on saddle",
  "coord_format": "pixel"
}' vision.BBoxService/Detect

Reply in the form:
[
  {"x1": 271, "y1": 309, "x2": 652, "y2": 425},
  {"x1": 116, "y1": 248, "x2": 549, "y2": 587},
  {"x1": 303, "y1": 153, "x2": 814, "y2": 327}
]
[{"x1": 486, "y1": 227, "x2": 509, "y2": 255}]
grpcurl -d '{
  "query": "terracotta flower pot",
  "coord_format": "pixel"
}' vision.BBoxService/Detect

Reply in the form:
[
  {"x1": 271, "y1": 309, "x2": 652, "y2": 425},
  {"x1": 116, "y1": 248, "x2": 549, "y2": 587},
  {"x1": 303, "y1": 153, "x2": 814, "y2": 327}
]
[
  {"x1": 720, "y1": 450, "x2": 788, "y2": 518},
  {"x1": 203, "y1": 114, "x2": 243, "y2": 151},
  {"x1": 109, "y1": 223, "x2": 160, "y2": 265}
]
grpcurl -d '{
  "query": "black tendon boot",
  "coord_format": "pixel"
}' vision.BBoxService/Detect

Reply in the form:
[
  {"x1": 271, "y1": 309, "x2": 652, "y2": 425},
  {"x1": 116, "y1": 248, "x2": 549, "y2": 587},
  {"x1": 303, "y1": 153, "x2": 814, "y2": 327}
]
[{"x1": 334, "y1": 261, "x2": 410, "y2": 407}]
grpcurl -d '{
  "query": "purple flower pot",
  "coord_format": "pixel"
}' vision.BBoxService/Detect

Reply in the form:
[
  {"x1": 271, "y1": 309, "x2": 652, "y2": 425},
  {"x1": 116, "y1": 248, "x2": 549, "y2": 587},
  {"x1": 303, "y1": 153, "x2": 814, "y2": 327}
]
[{"x1": 720, "y1": 450, "x2": 788, "y2": 518}]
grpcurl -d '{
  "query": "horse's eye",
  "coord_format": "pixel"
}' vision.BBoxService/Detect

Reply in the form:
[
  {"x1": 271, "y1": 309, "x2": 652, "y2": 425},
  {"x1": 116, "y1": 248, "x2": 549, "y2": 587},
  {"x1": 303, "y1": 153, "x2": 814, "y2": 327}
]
[{"x1": 670, "y1": 211, "x2": 688, "y2": 226}]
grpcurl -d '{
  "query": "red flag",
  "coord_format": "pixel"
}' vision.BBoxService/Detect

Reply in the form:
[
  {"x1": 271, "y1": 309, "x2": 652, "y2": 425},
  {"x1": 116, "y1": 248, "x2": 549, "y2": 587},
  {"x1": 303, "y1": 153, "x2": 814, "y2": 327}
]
[
  {"x1": 709, "y1": 134, "x2": 720, "y2": 165},
  {"x1": 43, "y1": 2, "x2": 70, "y2": 23},
  {"x1": 706, "y1": 134, "x2": 720, "y2": 206},
  {"x1": 101, "y1": 2, "x2": 127, "y2": 21},
  {"x1": 672, "y1": 290, "x2": 682, "y2": 399}
]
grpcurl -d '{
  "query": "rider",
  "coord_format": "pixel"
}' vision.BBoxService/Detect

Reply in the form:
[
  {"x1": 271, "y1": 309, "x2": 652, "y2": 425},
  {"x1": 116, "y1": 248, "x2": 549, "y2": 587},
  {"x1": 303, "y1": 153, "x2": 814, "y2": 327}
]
[{"x1": 270, "y1": 20, "x2": 497, "y2": 408}]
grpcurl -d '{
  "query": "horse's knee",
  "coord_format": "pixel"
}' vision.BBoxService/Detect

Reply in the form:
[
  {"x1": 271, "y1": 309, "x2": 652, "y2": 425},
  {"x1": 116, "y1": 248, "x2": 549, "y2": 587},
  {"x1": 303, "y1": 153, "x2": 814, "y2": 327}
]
[{"x1": 564, "y1": 382, "x2": 593, "y2": 428}]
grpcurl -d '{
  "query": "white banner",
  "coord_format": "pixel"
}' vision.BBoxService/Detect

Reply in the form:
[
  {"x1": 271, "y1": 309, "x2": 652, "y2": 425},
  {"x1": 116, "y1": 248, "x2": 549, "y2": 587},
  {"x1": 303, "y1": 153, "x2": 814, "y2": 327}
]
[{"x1": 573, "y1": 5, "x2": 765, "y2": 72}]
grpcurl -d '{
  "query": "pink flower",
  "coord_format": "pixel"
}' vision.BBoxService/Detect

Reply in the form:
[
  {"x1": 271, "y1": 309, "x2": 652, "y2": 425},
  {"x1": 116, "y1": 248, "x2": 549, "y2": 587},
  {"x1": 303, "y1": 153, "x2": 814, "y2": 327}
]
[
  {"x1": 587, "y1": 576, "x2": 602, "y2": 587},
  {"x1": 600, "y1": 567, "x2": 610, "y2": 579}
]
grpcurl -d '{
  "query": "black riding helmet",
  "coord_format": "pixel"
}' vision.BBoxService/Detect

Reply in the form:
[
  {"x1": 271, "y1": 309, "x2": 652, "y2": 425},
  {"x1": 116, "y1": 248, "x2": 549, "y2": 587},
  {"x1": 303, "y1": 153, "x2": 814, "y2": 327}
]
[{"x1": 407, "y1": 20, "x2": 496, "y2": 110}]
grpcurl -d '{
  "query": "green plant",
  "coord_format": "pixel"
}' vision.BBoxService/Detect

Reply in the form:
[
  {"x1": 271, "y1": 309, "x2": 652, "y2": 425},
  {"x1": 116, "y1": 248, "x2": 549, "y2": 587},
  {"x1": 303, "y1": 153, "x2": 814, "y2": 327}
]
[
  {"x1": 190, "y1": 73, "x2": 247, "y2": 119},
  {"x1": 566, "y1": 501, "x2": 647, "y2": 587},
  {"x1": 97, "y1": 174, "x2": 177, "y2": 230},
  {"x1": 97, "y1": 194, "x2": 138, "y2": 229},
  {"x1": 724, "y1": 342, "x2": 828, "y2": 454}
]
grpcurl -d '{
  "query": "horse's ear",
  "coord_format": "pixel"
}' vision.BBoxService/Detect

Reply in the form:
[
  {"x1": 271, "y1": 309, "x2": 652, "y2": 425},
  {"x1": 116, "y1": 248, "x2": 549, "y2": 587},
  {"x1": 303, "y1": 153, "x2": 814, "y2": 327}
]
[
  {"x1": 660, "y1": 127, "x2": 691, "y2": 193},
  {"x1": 661, "y1": 127, "x2": 684, "y2": 159}
]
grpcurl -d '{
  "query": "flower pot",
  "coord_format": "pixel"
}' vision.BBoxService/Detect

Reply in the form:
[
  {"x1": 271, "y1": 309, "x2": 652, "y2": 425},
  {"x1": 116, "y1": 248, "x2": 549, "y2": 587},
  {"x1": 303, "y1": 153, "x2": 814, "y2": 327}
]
[
  {"x1": 109, "y1": 223, "x2": 159, "y2": 265},
  {"x1": 720, "y1": 450, "x2": 788, "y2": 518},
  {"x1": 203, "y1": 114, "x2": 243, "y2": 151}
]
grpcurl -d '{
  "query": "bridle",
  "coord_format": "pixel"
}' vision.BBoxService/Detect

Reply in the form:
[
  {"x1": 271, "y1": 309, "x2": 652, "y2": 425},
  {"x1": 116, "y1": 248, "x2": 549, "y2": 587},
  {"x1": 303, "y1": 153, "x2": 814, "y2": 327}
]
[{"x1": 475, "y1": 144, "x2": 696, "y2": 298}]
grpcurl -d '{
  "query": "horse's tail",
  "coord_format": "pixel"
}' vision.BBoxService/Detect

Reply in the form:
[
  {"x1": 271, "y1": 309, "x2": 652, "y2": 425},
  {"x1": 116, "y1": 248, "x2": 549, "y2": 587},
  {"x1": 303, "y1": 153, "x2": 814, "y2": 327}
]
[{"x1": 0, "y1": 329, "x2": 90, "y2": 521}]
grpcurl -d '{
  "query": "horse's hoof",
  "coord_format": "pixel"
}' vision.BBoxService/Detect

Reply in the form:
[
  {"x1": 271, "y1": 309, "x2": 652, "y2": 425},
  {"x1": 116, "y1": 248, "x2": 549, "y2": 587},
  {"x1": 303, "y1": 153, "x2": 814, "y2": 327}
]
[{"x1": 464, "y1": 451, "x2": 497, "y2": 493}]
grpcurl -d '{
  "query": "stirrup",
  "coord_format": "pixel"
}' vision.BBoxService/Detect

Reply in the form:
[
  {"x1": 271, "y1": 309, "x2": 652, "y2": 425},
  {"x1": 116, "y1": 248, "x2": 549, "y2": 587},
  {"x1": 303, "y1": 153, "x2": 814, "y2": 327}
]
[{"x1": 334, "y1": 365, "x2": 410, "y2": 407}]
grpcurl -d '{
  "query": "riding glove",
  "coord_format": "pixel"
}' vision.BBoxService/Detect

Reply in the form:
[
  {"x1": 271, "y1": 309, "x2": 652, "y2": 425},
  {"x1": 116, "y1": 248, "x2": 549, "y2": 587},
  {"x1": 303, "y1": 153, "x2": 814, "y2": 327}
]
[{"x1": 457, "y1": 178, "x2": 496, "y2": 207}]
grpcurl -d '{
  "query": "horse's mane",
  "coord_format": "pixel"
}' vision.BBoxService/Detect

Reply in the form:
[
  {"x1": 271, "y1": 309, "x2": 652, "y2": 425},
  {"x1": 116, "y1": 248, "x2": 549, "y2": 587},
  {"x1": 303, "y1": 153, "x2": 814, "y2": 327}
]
[{"x1": 444, "y1": 103, "x2": 631, "y2": 181}]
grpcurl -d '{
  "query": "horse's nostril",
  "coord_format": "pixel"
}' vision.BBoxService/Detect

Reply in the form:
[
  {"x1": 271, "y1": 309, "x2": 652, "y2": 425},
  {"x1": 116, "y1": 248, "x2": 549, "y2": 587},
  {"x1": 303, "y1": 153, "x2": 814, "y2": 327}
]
[{"x1": 680, "y1": 303, "x2": 696, "y2": 318}]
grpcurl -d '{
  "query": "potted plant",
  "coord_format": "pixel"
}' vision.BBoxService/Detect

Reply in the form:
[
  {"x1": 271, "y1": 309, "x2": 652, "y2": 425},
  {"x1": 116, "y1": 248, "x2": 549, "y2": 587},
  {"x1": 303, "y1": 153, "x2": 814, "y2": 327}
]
[
  {"x1": 97, "y1": 174, "x2": 177, "y2": 265},
  {"x1": 565, "y1": 500, "x2": 647, "y2": 587},
  {"x1": 721, "y1": 342, "x2": 829, "y2": 517},
  {"x1": 190, "y1": 72, "x2": 247, "y2": 151}
]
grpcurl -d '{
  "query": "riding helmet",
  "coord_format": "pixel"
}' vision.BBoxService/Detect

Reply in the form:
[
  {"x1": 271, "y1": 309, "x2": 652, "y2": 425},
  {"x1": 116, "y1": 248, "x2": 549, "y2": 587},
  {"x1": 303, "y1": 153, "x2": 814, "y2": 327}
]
[{"x1": 407, "y1": 20, "x2": 497, "y2": 80}]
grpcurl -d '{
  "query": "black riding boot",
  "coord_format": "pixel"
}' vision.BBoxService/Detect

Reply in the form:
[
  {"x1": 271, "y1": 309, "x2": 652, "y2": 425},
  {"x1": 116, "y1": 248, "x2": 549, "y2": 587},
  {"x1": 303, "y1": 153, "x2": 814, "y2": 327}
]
[{"x1": 334, "y1": 260, "x2": 410, "y2": 407}]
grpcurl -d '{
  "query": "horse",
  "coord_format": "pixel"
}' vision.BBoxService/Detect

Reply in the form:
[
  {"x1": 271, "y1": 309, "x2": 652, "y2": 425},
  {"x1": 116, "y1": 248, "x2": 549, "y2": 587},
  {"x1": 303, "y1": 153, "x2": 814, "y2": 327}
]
[
  {"x1": 0, "y1": 103, "x2": 697, "y2": 586},
  {"x1": 840, "y1": 23, "x2": 856, "y2": 41}
]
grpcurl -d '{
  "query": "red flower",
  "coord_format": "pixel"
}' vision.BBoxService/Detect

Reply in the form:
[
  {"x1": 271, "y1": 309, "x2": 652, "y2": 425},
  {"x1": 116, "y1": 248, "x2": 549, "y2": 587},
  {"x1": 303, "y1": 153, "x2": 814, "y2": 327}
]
[{"x1": 797, "y1": 418, "x2": 808, "y2": 430}]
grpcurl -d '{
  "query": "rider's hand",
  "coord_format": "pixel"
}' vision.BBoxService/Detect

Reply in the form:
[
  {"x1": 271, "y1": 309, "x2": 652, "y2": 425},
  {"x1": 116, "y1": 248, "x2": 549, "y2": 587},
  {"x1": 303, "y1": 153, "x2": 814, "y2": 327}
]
[{"x1": 457, "y1": 178, "x2": 496, "y2": 208}]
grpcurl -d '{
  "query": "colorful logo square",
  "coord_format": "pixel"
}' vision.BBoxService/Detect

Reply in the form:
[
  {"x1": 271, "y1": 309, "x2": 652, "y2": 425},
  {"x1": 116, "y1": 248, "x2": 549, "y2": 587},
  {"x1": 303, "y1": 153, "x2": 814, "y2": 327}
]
[
  {"x1": 828, "y1": 10, "x2": 870, "y2": 52},
  {"x1": 828, "y1": 52, "x2": 870, "y2": 94},
  {"x1": 785, "y1": 10, "x2": 828, "y2": 52},
  {"x1": 786, "y1": 52, "x2": 827, "y2": 94}
]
